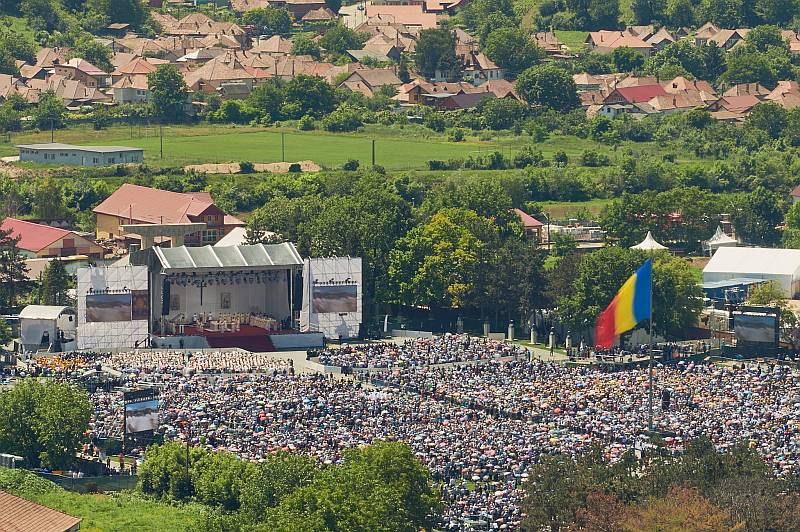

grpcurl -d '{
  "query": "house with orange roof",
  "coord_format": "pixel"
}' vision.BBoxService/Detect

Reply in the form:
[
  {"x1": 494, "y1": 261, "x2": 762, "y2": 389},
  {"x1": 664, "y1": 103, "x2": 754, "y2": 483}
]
[
  {"x1": 1, "y1": 217, "x2": 104, "y2": 258},
  {"x1": 586, "y1": 31, "x2": 653, "y2": 56},
  {"x1": 93, "y1": 184, "x2": 244, "y2": 246},
  {"x1": 52, "y1": 58, "x2": 108, "y2": 88}
]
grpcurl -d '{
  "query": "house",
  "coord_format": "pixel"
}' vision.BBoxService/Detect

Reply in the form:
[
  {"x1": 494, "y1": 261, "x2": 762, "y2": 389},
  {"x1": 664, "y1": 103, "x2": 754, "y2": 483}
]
[
  {"x1": 708, "y1": 28, "x2": 749, "y2": 50},
  {"x1": 284, "y1": 0, "x2": 329, "y2": 19},
  {"x1": 707, "y1": 94, "x2": 761, "y2": 114},
  {"x1": 532, "y1": 32, "x2": 566, "y2": 56},
  {"x1": 338, "y1": 68, "x2": 403, "y2": 97},
  {"x1": 585, "y1": 31, "x2": 653, "y2": 57},
  {"x1": 251, "y1": 35, "x2": 293, "y2": 55},
  {"x1": 93, "y1": 184, "x2": 245, "y2": 246},
  {"x1": 723, "y1": 83, "x2": 770, "y2": 99},
  {"x1": 0, "y1": 217, "x2": 104, "y2": 259},
  {"x1": 604, "y1": 85, "x2": 668, "y2": 105},
  {"x1": 661, "y1": 76, "x2": 716, "y2": 96},
  {"x1": 694, "y1": 22, "x2": 721, "y2": 46},
  {"x1": 52, "y1": 58, "x2": 108, "y2": 88},
  {"x1": 347, "y1": 43, "x2": 402, "y2": 63},
  {"x1": 573, "y1": 73, "x2": 602, "y2": 92},
  {"x1": 765, "y1": 81, "x2": 800, "y2": 109},
  {"x1": 790, "y1": 184, "x2": 800, "y2": 204},
  {"x1": 110, "y1": 74, "x2": 151, "y2": 104},
  {"x1": 462, "y1": 51, "x2": 504, "y2": 85},
  {"x1": 513, "y1": 208, "x2": 543, "y2": 242},
  {"x1": 645, "y1": 27, "x2": 675, "y2": 51},
  {"x1": 183, "y1": 57, "x2": 264, "y2": 96},
  {"x1": 646, "y1": 92, "x2": 706, "y2": 114},
  {"x1": 431, "y1": 91, "x2": 495, "y2": 110},
  {"x1": 0, "y1": 490, "x2": 81, "y2": 532},
  {"x1": 364, "y1": 5, "x2": 438, "y2": 29},
  {"x1": 301, "y1": 6, "x2": 337, "y2": 23},
  {"x1": 28, "y1": 75, "x2": 112, "y2": 106},
  {"x1": 17, "y1": 143, "x2": 143, "y2": 166}
]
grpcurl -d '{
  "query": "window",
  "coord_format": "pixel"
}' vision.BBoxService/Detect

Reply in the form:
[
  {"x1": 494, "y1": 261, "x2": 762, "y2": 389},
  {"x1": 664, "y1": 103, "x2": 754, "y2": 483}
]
[{"x1": 201, "y1": 229, "x2": 218, "y2": 244}]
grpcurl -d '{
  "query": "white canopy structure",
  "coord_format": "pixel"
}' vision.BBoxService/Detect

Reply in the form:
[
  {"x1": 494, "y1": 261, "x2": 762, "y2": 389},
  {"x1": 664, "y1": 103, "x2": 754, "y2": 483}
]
[
  {"x1": 703, "y1": 247, "x2": 800, "y2": 297},
  {"x1": 630, "y1": 231, "x2": 667, "y2": 251},
  {"x1": 19, "y1": 305, "x2": 76, "y2": 352},
  {"x1": 703, "y1": 226, "x2": 737, "y2": 255}
]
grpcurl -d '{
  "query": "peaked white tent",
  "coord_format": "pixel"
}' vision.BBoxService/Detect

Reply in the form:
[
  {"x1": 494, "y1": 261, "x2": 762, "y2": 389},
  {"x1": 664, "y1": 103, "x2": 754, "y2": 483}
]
[
  {"x1": 703, "y1": 226, "x2": 737, "y2": 256},
  {"x1": 630, "y1": 231, "x2": 667, "y2": 251}
]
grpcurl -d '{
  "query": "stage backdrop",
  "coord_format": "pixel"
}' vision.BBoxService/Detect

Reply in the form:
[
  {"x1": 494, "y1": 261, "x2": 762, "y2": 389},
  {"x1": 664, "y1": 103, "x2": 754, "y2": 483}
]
[
  {"x1": 300, "y1": 257, "x2": 362, "y2": 339},
  {"x1": 77, "y1": 265, "x2": 149, "y2": 349}
]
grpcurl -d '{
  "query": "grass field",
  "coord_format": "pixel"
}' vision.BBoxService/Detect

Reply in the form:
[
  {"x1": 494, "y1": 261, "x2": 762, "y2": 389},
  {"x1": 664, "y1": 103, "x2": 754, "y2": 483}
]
[
  {"x1": 23, "y1": 491, "x2": 204, "y2": 531},
  {"x1": 2, "y1": 124, "x2": 708, "y2": 171},
  {"x1": 1, "y1": 15, "x2": 35, "y2": 41},
  {"x1": 539, "y1": 198, "x2": 612, "y2": 218},
  {"x1": 554, "y1": 30, "x2": 589, "y2": 52}
]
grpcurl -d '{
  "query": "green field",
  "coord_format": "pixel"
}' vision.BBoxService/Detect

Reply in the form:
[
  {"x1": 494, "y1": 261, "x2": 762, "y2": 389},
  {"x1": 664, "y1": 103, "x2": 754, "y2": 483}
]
[
  {"x1": 554, "y1": 30, "x2": 589, "y2": 52},
  {"x1": 2, "y1": 124, "x2": 707, "y2": 171}
]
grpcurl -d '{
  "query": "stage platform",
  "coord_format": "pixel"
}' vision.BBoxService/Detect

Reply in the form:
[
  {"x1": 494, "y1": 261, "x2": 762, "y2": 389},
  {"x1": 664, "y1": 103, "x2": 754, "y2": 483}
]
[{"x1": 151, "y1": 327, "x2": 324, "y2": 352}]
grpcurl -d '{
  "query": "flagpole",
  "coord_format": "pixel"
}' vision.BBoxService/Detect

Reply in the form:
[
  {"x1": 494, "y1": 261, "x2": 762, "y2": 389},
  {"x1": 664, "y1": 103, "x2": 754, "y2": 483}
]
[{"x1": 648, "y1": 271, "x2": 654, "y2": 432}]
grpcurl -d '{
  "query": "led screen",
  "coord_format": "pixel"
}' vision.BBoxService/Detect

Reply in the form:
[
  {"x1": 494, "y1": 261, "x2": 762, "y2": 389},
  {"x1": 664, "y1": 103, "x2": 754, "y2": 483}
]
[{"x1": 313, "y1": 285, "x2": 357, "y2": 313}]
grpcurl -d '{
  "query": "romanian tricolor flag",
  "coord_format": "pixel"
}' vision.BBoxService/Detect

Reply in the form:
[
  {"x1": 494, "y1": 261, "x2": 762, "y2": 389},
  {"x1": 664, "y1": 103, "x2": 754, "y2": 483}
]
[{"x1": 594, "y1": 259, "x2": 652, "y2": 348}]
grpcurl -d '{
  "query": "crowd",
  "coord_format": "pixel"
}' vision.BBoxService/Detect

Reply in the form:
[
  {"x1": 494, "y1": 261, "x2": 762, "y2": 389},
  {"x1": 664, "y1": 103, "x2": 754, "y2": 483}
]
[
  {"x1": 20, "y1": 342, "x2": 799, "y2": 529},
  {"x1": 310, "y1": 334, "x2": 527, "y2": 368},
  {"x1": 98, "y1": 350, "x2": 292, "y2": 374}
]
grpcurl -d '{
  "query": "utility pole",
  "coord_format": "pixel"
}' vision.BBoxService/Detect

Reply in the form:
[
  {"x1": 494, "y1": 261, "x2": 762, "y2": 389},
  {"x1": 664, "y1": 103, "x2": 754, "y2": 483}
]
[
  {"x1": 281, "y1": 132, "x2": 285, "y2": 162},
  {"x1": 50, "y1": 119, "x2": 54, "y2": 143},
  {"x1": 371, "y1": 139, "x2": 375, "y2": 166},
  {"x1": 160, "y1": 124, "x2": 163, "y2": 159}
]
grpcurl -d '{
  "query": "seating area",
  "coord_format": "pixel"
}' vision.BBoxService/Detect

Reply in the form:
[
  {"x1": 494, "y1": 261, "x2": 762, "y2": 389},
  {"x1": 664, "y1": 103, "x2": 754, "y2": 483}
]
[{"x1": 188, "y1": 312, "x2": 279, "y2": 333}]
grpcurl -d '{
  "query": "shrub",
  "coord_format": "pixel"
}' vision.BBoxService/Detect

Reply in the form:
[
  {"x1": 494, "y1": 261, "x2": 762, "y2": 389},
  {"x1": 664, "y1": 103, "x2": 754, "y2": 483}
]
[
  {"x1": 239, "y1": 161, "x2": 255, "y2": 173},
  {"x1": 423, "y1": 112, "x2": 446, "y2": 132},
  {"x1": 288, "y1": 163, "x2": 301, "y2": 172},
  {"x1": 322, "y1": 104, "x2": 363, "y2": 132},
  {"x1": 298, "y1": 115, "x2": 315, "y2": 131},
  {"x1": 579, "y1": 150, "x2": 610, "y2": 167},
  {"x1": 447, "y1": 127, "x2": 466, "y2": 142},
  {"x1": 553, "y1": 151, "x2": 569, "y2": 166},
  {"x1": 342, "y1": 159, "x2": 360, "y2": 171}
]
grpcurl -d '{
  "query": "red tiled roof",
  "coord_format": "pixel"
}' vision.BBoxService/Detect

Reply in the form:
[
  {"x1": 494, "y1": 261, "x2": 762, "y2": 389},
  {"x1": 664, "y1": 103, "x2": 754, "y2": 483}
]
[
  {"x1": 513, "y1": 208, "x2": 544, "y2": 229},
  {"x1": 790, "y1": 184, "x2": 800, "y2": 197},
  {"x1": 0, "y1": 490, "x2": 82, "y2": 532},
  {"x1": 93, "y1": 183, "x2": 243, "y2": 225},
  {"x1": 609, "y1": 85, "x2": 668, "y2": 103},
  {"x1": 0, "y1": 217, "x2": 74, "y2": 252}
]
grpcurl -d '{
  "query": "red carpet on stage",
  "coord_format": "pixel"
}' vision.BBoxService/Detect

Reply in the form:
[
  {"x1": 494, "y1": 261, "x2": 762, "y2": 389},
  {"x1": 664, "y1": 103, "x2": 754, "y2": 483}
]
[{"x1": 183, "y1": 325, "x2": 276, "y2": 352}]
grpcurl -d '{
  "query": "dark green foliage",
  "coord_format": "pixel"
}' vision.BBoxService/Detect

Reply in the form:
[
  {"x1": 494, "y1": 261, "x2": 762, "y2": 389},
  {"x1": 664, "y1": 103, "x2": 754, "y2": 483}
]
[
  {"x1": 516, "y1": 64, "x2": 580, "y2": 112},
  {"x1": 414, "y1": 28, "x2": 459, "y2": 80}
]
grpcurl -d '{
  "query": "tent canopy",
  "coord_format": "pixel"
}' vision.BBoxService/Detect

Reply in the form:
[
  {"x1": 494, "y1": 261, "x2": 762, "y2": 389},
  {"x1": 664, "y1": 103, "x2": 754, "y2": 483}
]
[
  {"x1": 18, "y1": 305, "x2": 75, "y2": 320},
  {"x1": 704, "y1": 226, "x2": 737, "y2": 249},
  {"x1": 630, "y1": 231, "x2": 667, "y2": 250}
]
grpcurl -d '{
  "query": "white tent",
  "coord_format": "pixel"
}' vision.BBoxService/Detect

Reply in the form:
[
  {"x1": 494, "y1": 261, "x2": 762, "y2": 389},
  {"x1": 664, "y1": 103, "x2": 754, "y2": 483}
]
[
  {"x1": 703, "y1": 226, "x2": 737, "y2": 255},
  {"x1": 630, "y1": 231, "x2": 667, "y2": 251},
  {"x1": 703, "y1": 247, "x2": 800, "y2": 297},
  {"x1": 19, "y1": 305, "x2": 76, "y2": 352}
]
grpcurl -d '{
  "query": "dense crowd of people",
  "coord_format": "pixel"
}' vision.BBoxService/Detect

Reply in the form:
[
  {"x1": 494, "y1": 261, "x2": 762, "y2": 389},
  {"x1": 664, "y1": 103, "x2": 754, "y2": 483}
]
[
  {"x1": 310, "y1": 334, "x2": 527, "y2": 368},
  {"x1": 17, "y1": 340, "x2": 800, "y2": 529}
]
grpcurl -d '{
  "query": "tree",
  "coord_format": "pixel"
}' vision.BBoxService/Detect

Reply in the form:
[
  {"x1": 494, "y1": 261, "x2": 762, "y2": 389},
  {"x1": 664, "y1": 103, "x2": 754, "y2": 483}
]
[
  {"x1": 754, "y1": 0, "x2": 796, "y2": 26},
  {"x1": 516, "y1": 64, "x2": 579, "y2": 112},
  {"x1": 414, "y1": 28, "x2": 460, "y2": 80},
  {"x1": 247, "y1": 79, "x2": 284, "y2": 122},
  {"x1": 388, "y1": 208, "x2": 493, "y2": 309},
  {"x1": 137, "y1": 442, "x2": 210, "y2": 501},
  {"x1": 521, "y1": 454, "x2": 587, "y2": 531},
  {"x1": 483, "y1": 28, "x2": 544, "y2": 78},
  {"x1": 397, "y1": 57, "x2": 410, "y2": 83},
  {"x1": 31, "y1": 90, "x2": 65, "y2": 130},
  {"x1": 745, "y1": 102, "x2": 788, "y2": 138},
  {"x1": 746, "y1": 24, "x2": 789, "y2": 52},
  {"x1": 38, "y1": 259, "x2": 71, "y2": 306},
  {"x1": 69, "y1": 33, "x2": 112, "y2": 72},
  {"x1": 148, "y1": 64, "x2": 189, "y2": 122},
  {"x1": 611, "y1": 47, "x2": 646, "y2": 72},
  {"x1": 697, "y1": 0, "x2": 745, "y2": 28},
  {"x1": 239, "y1": 453, "x2": 317, "y2": 523},
  {"x1": 32, "y1": 176, "x2": 68, "y2": 220},
  {"x1": 731, "y1": 187, "x2": 784, "y2": 246},
  {"x1": 558, "y1": 247, "x2": 702, "y2": 339},
  {"x1": 723, "y1": 48, "x2": 777, "y2": 88},
  {"x1": 242, "y1": 7, "x2": 292, "y2": 36},
  {"x1": 0, "y1": 319, "x2": 10, "y2": 346},
  {"x1": 574, "y1": 492, "x2": 628, "y2": 532},
  {"x1": 282, "y1": 75, "x2": 335, "y2": 118},
  {"x1": 623, "y1": 486, "x2": 741, "y2": 531},
  {"x1": 266, "y1": 442, "x2": 438, "y2": 532},
  {"x1": 319, "y1": 25, "x2": 367, "y2": 56},
  {"x1": 0, "y1": 226, "x2": 28, "y2": 310},
  {"x1": 665, "y1": 0, "x2": 695, "y2": 27},
  {"x1": 747, "y1": 280, "x2": 785, "y2": 305},
  {"x1": 699, "y1": 42, "x2": 727, "y2": 82},
  {"x1": 479, "y1": 97, "x2": 528, "y2": 130},
  {"x1": 631, "y1": 0, "x2": 666, "y2": 25},
  {"x1": 191, "y1": 450, "x2": 254, "y2": 511},
  {"x1": 88, "y1": 0, "x2": 147, "y2": 27},
  {"x1": 0, "y1": 379, "x2": 91, "y2": 468},
  {"x1": 291, "y1": 33, "x2": 321, "y2": 59}
]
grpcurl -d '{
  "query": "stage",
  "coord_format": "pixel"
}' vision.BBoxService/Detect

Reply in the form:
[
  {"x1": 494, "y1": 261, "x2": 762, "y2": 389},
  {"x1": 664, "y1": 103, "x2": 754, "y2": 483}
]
[{"x1": 151, "y1": 326, "x2": 324, "y2": 352}]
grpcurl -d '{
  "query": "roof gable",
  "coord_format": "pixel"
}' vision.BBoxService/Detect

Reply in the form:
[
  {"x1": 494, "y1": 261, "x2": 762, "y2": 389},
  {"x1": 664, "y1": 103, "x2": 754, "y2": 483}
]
[{"x1": 0, "y1": 217, "x2": 78, "y2": 252}]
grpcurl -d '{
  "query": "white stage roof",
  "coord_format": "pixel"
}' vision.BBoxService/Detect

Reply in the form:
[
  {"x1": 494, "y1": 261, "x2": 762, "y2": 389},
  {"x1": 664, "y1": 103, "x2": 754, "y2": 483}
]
[
  {"x1": 19, "y1": 305, "x2": 75, "y2": 320},
  {"x1": 153, "y1": 243, "x2": 303, "y2": 272},
  {"x1": 704, "y1": 247, "x2": 800, "y2": 276}
]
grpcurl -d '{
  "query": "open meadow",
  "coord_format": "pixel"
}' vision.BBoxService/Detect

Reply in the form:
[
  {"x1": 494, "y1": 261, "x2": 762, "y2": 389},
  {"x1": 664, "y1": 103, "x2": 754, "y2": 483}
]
[{"x1": 1, "y1": 124, "x2": 709, "y2": 171}]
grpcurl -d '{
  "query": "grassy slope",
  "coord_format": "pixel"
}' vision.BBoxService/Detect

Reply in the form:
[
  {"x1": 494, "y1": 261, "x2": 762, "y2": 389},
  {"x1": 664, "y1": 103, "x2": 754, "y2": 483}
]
[
  {"x1": 24, "y1": 491, "x2": 203, "y2": 532},
  {"x1": 2, "y1": 124, "x2": 709, "y2": 170},
  {"x1": 1, "y1": 15, "x2": 35, "y2": 41}
]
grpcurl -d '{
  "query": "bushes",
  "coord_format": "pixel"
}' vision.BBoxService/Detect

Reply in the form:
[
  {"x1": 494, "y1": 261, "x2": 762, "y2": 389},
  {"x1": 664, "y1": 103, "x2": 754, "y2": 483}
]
[
  {"x1": 423, "y1": 112, "x2": 446, "y2": 132},
  {"x1": 298, "y1": 115, "x2": 315, "y2": 130},
  {"x1": 322, "y1": 104, "x2": 363, "y2": 132},
  {"x1": 447, "y1": 127, "x2": 466, "y2": 142},
  {"x1": 579, "y1": 150, "x2": 611, "y2": 167}
]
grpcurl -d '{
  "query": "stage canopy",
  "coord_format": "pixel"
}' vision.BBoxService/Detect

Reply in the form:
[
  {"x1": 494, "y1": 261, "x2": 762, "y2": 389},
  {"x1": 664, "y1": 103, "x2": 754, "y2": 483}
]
[
  {"x1": 630, "y1": 231, "x2": 667, "y2": 251},
  {"x1": 151, "y1": 243, "x2": 303, "y2": 272}
]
